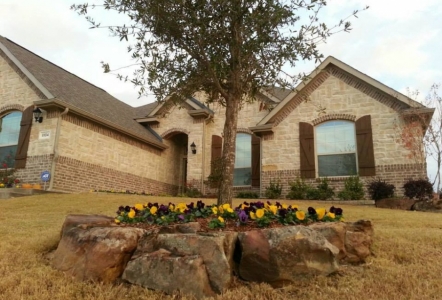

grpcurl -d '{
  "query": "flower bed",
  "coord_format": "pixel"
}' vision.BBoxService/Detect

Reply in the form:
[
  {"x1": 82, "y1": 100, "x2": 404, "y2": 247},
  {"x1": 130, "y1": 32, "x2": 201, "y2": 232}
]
[{"x1": 115, "y1": 200, "x2": 344, "y2": 231}]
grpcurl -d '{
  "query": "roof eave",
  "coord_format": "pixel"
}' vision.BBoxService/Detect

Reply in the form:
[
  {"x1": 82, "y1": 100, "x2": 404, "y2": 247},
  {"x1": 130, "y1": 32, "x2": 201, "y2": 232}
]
[{"x1": 34, "y1": 99, "x2": 167, "y2": 150}]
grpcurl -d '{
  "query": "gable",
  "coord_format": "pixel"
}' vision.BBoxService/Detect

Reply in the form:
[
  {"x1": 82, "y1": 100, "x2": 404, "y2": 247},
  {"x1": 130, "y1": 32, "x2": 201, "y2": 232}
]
[
  {"x1": 0, "y1": 53, "x2": 42, "y2": 108},
  {"x1": 258, "y1": 57, "x2": 426, "y2": 128}
]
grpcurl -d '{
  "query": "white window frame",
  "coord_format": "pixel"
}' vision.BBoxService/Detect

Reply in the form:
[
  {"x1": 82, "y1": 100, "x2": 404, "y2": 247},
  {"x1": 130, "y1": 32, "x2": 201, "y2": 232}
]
[{"x1": 314, "y1": 120, "x2": 358, "y2": 178}]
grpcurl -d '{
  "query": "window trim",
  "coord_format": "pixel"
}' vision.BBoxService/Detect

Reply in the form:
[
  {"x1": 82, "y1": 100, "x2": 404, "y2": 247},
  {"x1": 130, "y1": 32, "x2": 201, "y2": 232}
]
[{"x1": 314, "y1": 120, "x2": 359, "y2": 178}]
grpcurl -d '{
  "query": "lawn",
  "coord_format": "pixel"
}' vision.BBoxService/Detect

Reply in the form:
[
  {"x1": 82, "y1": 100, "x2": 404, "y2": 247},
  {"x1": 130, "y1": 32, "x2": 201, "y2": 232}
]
[{"x1": 0, "y1": 193, "x2": 441, "y2": 300}]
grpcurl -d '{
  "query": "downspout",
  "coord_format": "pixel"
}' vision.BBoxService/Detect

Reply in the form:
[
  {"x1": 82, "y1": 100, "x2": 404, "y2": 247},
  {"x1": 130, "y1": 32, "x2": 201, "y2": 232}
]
[
  {"x1": 48, "y1": 108, "x2": 69, "y2": 191},
  {"x1": 201, "y1": 115, "x2": 213, "y2": 195}
]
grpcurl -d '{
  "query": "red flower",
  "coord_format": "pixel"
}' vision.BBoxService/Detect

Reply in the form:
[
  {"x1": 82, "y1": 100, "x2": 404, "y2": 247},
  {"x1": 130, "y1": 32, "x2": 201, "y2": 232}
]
[{"x1": 2, "y1": 163, "x2": 7, "y2": 169}]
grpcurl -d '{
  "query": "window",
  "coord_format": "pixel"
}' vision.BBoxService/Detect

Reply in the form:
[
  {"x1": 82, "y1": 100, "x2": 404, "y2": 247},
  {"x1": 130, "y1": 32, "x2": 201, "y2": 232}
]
[
  {"x1": 0, "y1": 112, "x2": 22, "y2": 168},
  {"x1": 315, "y1": 120, "x2": 357, "y2": 177},
  {"x1": 234, "y1": 133, "x2": 252, "y2": 186}
]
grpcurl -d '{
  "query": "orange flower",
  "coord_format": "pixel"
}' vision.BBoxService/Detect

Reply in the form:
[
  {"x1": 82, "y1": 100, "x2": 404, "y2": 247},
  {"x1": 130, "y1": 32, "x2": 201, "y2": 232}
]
[{"x1": 295, "y1": 210, "x2": 305, "y2": 221}]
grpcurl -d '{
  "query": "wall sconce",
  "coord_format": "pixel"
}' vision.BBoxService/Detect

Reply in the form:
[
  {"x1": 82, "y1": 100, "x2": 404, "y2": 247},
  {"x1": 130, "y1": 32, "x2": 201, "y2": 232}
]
[
  {"x1": 190, "y1": 142, "x2": 197, "y2": 154},
  {"x1": 33, "y1": 107, "x2": 43, "y2": 123}
]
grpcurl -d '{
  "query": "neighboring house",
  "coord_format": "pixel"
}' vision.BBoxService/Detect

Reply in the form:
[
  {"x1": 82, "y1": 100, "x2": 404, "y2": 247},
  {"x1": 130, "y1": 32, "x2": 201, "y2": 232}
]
[{"x1": 0, "y1": 36, "x2": 434, "y2": 197}]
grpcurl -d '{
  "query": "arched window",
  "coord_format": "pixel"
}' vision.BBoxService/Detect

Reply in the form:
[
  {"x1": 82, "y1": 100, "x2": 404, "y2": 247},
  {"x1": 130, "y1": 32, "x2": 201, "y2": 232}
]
[
  {"x1": 0, "y1": 111, "x2": 22, "y2": 168},
  {"x1": 234, "y1": 133, "x2": 252, "y2": 186},
  {"x1": 315, "y1": 120, "x2": 357, "y2": 176}
]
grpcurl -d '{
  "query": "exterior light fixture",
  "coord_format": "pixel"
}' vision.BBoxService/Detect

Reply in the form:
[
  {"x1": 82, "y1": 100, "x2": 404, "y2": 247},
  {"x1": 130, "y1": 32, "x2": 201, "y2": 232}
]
[
  {"x1": 33, "y1": 107, "x2": 43, "y2": 123},
  {"x1": 190, "y1": 142, "x2": 197, "y2": 154}
]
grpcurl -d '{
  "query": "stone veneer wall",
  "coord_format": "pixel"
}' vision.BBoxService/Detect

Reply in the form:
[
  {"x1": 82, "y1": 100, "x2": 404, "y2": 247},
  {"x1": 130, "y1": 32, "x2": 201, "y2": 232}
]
[
  {"x1": 52, "y1": 156, "x2": 178, "y2": 194},
  {"x1": 262, "y1": 163, "x2": 427, "y2": 199}
]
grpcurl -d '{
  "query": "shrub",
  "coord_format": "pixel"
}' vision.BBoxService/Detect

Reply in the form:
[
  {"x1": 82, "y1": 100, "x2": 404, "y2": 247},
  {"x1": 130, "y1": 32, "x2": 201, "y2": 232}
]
[
  {"x1": 236, "y1": 191, "x2": 259, "y2": 199},
  {"x1": 287, "y1": 177, "x2": 309, "y2": 199},
  {"x1": 304, "y1": 178, "x2": 335, "y2": 200},
  {"x1": 338, "y1": 176, "x2": 364, "y2": 200},
  {"x1": 185, "y1": 186, "x2": 202, "y2": 198},
  {"x1": 315, "y1": 178, "x2": 335, "y2": 200},
  {"x1": 367, "y1": 178, "x2": 395, "y2": 201},
  {"x1": 403, "y1": 178, "x2": 433, "y2": 200},
  {"x1": 265, "y1": 180, "x2": 283, "y2": 199}
]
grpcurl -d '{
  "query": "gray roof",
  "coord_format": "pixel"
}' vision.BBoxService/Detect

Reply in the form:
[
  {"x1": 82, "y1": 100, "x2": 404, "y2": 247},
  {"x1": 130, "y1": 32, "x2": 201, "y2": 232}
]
[
  {"x1": 0, "y1": 36, "x2": 162, "y2": 145},
  {"x1": 134, "y1": 102, "x2": 159, "y2": 118}
]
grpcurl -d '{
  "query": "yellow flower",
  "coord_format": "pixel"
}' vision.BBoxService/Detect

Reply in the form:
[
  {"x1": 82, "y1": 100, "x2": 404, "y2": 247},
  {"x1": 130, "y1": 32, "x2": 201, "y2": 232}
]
[
  {"x1": 256, "y1": 209, "x2": 265, "y2": 219},
  {"x1": 222, "y1": 203, "x2": 231, "y2": 210},
  {"x1": 316, "y1": 208, "x2": 326, "y2": 220},
  {"x1": 218, "y1": 206, "x2": 224, "y2": 214},
  {"x1": 169, "y1": 204, "x2": 175, "y2": 211},
  {"x1": 226, "y1": 207, "x2": 234, "y2": 213},
  {"x1": 212, "y1": 206, "x2": 218, "y2": 215},
  {"x1": 161, "y1": 216, "x2": 166, "y2": 220},
  {"x1": 175, "y1": 203, "x2": 186, "y2": 213},
  {"x1": 241, "y1": 203, "x2": 249, "y2": 209},
  {"x1": 218, "y1": 216, "x2": 225, "y2": 223},
  {"x1": 340, "y1": 218, "x2": 345, "y2": 222},
  {"x1": 150, "y1": 206, "x2": 158, "y2": 215},
  {"x1": 282, "y1": 204, "x2": 288, "y2": 209},
  {"x1": 128, "y1": 209, "x2": 136, "y2": 218},
  {"x1": 269, "y1": 205, "x2": 278, "y2": 215},
  {"x1": 250, "y1": 212, "x2": 256, "y2": 219},
  {"x1": 114, "y1": 219, "x2": 120, "y2": 224},
  {"x1": 295, "y1": 210, "x2": 305, "y2": 221},
  {"x1": 135, "y1": 203, "x2": 144, "y2": 211},
  {"x1": 264, "y1": 202, "x2": 270, "y2": 209},
  {"x1": 326, "y1": 212, "x2": 335, "y2": 219}
]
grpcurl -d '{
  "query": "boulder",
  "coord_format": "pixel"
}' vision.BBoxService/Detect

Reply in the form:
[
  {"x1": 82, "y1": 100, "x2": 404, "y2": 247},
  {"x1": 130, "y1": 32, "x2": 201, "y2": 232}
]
[
  {"x1": 154, "y1": 232, "x2": 238, "y2": 293},
  {"x1": 309, "y1": 220, "x2": 374, "y2": 263},
  {"x1": 52, "y1": 225, "x2": 145, "y2": 283},
  {"x1": 411, "y1": 200, "x2": 442, "y2": 212},
  {"x1": 345, "y1": 220, "x2": 374, "y2": 263},
  {"x1": 237, "y1": 226, "x2": 339, "y2": 287},
  {"x1": 375, "y1": 198, "x2": 416, "y2": 210},
  {"x1": 122, "y1": 249, "x2": 215, "y2": 299},
  {"x1": 60, "y1": 214, "x2": 115, "y2": 236}
]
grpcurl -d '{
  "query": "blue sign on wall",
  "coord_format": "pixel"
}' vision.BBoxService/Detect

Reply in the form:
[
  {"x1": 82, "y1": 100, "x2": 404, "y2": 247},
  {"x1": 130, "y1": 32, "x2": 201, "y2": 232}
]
[{"x1": 41, "y1": 171, "x2": 51, "y2": 182}]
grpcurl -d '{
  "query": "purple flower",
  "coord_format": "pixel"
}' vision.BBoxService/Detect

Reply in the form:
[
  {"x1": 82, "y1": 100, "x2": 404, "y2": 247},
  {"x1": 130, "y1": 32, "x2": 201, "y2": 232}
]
[
  {"x1": 329, "y1": 206, "x2": 336, "y2": 213},
  {"x1": 178, "y1": 215, "x2": 185, "y2": 221},
  {"x1": 158, "y1": 204, "x2": 169, "y2": 215},
  {"x1": 308, "y1": 207, "x2": 316, "y2": 215},
  {"x1": 275, "y1": 202, "x2": 282, "y2": 208},
  {"x1": 124, "y1": 206, "x2": 131, "y2": 212},
  {"x1": 278, "y1": 208, "x2": 288, "y2": 218},
  {"x1": 187, "y1": 202, "x2": 194, "y2": 210},
  {"x1": 254, "y1": 201, "x2": 264, "y2": 209},
  {"x1": 335, "y1": 208, "x2": 343, "y2": 216},
  {"x1": 238, "y1": 210, "x2": 248, "y2": 223},
  {"x1": 196, "y1": 200, "x2": 205, "y2": 209}
]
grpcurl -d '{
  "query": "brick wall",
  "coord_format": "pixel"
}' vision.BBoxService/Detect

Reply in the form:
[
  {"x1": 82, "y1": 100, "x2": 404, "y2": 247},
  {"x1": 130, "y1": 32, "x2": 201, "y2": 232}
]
[
  {"x1": 261, "y1": 163, "x2": 427, "y2": 199},
  {"x1": 52, "y1": 156, "x2": 178, "y2": 195},
  {"x1": 14, "y1": 154, "x2": 53, "y2": 184}
]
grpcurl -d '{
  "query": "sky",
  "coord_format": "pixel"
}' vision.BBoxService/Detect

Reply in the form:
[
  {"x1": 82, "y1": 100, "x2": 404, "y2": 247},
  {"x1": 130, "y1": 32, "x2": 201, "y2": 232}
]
[{"x1": 1, "y1": 0, "x2": 442, "y2": 183}]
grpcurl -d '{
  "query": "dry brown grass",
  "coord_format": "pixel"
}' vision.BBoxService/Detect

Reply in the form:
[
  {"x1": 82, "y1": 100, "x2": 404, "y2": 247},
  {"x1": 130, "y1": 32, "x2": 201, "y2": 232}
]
[{"x1": 0, "y1": 193, "x2": 441, "y2": 300}]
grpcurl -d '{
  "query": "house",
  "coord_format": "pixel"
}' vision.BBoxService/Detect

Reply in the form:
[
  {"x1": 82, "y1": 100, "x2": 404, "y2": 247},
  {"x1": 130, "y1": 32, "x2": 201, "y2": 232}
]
[{"x1": 0, "y1": 36, "x2": 433, "y2": 197}]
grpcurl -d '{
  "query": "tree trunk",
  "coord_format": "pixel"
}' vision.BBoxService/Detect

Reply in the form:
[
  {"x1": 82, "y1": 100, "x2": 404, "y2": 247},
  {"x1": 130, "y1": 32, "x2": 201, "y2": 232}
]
[{"x1": 217, "y1": 96, "x2": 241, "y2": 205}]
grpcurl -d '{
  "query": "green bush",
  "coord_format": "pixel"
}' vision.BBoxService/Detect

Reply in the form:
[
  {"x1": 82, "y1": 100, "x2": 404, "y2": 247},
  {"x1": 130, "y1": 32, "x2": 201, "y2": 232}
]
[
  {"x1": 315, "y1": 178, "x2": 335, "y2": 200},
  {"x1": 338, "y1": 176, "x2": 364, "y2": 200},
  {"x1": 367, "y1": 178, "x2": 395, "y2": 201},
  {"x1": 287, "y1": 177, "x2": 334, "y2": 200},
  {"x1": 236, "y1": 191, "x2": 259, "y2": 199},
  {"x1": 265, "y1": 180, "x2": 283, "y2": 199},
  {"x1": 287, "y1": 177, "x2": 309, "y2": 199},
  {"x1": 185, "y1": 186, "x2": 202, "y2": 198}
]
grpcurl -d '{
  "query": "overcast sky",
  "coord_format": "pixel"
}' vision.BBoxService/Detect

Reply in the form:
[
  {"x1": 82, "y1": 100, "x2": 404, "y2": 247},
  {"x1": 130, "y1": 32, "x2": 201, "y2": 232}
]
[{"x1": 2, "y1": 0, "x2": 441, "y2": 183}]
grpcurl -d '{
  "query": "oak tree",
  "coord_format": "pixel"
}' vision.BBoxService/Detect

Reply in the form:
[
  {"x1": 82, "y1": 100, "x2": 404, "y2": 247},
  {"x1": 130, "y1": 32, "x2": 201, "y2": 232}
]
[{"x1": 73, "y1": 0, "x2": 366, "y2": 205}]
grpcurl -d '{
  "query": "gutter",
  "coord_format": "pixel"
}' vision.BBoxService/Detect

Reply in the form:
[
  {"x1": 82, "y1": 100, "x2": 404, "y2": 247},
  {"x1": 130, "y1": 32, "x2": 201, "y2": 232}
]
[{"x1": 48, "y1": 108, "x2": 69, "y2": 191}]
